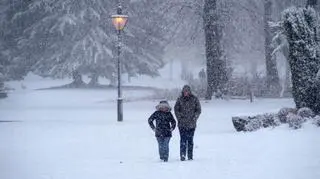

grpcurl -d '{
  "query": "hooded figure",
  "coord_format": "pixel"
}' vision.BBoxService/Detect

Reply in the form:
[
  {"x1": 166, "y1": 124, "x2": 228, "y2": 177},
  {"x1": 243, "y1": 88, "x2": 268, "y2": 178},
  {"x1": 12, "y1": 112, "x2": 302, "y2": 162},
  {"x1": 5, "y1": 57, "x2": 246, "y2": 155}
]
[
  {"x1": 174, "y1": 85, "x2": 201, "y2": 161},
  {"x1": 174, "y1": 85, "x2": 201, "y2": 129},
  {"x1": 148, "y1": 100, "x2": 176, "y2": 162}
]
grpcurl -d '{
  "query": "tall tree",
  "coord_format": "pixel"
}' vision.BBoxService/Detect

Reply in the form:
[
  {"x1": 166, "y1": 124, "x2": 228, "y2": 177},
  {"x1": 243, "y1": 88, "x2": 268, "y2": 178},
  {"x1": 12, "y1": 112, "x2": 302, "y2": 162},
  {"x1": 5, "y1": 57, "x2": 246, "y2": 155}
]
[
  {"x1": 203, "y1": 0, "x2": 226, "y2": 100},
  {"x1": 264, "y1": 0, "x2": 281, "y2": 96},
  {"x1": 0, "y1": 0, "x2": 32, "y2": 80},
  {"x1": 11, "y1": 0, "x2": 168, "y2": 85},
  {"x1": 281, "y1": 7, "x2": 320, "y2": 114},
  {"x1": 272, "y1": 0, "x2": 310, "y2": 96}
]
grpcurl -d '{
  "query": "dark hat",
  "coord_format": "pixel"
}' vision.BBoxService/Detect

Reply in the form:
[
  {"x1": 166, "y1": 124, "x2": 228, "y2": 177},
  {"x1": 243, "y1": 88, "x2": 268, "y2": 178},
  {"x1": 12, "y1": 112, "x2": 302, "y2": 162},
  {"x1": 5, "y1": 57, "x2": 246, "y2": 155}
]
[{"x1": 182, "y1": 85, "x2": 191, "y2": 93}]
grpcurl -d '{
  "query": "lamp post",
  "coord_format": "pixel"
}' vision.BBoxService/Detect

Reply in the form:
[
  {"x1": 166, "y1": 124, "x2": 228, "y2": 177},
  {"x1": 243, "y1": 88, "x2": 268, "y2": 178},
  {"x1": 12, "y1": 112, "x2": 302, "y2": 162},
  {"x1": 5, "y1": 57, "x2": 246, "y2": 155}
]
[{"x1": 112, "y1": 5, "x2": 128, "y2": 122}]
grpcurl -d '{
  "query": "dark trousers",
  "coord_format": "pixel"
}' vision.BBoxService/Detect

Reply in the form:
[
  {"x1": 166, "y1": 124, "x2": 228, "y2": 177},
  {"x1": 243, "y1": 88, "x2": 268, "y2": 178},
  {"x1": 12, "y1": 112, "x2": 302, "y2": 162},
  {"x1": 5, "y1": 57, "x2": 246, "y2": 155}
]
[
  {"x1": 179, "y1": 128, "x2": 195, "y2": 160},
  {"x1": 156, "y1": 137, "x2": 171, "y2": 161}
]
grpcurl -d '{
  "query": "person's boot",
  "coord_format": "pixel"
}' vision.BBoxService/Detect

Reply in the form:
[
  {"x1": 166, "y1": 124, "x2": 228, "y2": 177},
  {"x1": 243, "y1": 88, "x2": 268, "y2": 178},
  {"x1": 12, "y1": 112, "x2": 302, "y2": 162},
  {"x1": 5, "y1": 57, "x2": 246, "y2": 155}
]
[{"x1": 180, "y1": 155, "x2": 186, "y2": 161}]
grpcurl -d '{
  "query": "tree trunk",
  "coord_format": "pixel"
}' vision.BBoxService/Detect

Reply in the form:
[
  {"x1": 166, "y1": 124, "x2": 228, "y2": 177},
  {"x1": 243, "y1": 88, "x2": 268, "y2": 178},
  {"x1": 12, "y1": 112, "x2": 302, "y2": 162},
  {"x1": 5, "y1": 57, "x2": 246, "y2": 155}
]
[
  {"x1": 0, "y1": 80, "x2": 7, "y2": 99},
  {"x1": 88, "y1": 72, "x2": 99, "y2": 87},
  {"x1": 110, "y1": 74, "x2": 116, "y2": 86},
  {"x1": 264, "y1": 0, "x2": 281, "y2": 97},
  {"x1": 71, "y1": 70, "x2": 86, "y2": 88},
  {"x1": 203, "y1": 0, "x2": 223, "y2": 100}
]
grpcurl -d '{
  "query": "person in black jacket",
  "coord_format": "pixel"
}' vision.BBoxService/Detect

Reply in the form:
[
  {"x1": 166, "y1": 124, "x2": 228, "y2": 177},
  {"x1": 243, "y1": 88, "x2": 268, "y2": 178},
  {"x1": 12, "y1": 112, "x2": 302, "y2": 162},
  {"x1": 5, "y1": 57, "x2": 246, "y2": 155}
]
[{"x1": 148, "y1": 100, "x2": 176, "y2": 162}]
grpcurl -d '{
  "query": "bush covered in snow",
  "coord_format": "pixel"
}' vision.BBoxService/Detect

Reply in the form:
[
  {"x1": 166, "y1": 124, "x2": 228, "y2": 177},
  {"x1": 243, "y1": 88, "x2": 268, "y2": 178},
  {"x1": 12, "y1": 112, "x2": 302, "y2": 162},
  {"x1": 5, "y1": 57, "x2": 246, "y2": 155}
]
[
  {"x1": 232, "y1": 117, "x2": 247, "y2": 132},
  {"x1": 232, "y1": 107, "x2": 320, "y2": 132},
  {"x1": 278, "y1": 107, "x2": 297, "y2": 123},
  {"x1": 260, "y1": 113, "x2": 281, "y2": 128},
  {"x1": 312, "y1": 116, "x2": 320, "y2": 127},
  {"x1": 297, "y1": 107, "x2": 315, "y2": 119},
  {"x1": 284, "y1": 107, "x2": 318, "y2": 129},
  {"x1": 232, "y1": 113, "x2": 279, "y2": 132},
  {"x1": 287, "y1": 113, "x2": 304, "y2": 129},
  {"x1": 244, "y1": 116, "x2": 263, "y2": 132},
  {"x1": 233, "y1": 107, "x2": 319, "y2": 132}
]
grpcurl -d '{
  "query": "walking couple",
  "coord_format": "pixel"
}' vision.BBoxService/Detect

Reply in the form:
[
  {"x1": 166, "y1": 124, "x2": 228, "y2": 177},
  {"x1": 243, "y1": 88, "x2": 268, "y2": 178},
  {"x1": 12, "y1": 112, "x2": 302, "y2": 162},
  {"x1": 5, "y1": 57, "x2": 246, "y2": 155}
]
[{"x1": 148, "y1": 85, "x2": 201, "y2": 162}]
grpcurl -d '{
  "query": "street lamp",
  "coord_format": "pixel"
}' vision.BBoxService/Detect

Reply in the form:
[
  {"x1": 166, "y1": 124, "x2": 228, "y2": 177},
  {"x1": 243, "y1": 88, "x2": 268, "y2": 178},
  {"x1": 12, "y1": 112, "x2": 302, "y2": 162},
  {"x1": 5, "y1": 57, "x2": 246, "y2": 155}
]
[{"x1": 112, "y1": 5, "x2": 128, "y2": 122}]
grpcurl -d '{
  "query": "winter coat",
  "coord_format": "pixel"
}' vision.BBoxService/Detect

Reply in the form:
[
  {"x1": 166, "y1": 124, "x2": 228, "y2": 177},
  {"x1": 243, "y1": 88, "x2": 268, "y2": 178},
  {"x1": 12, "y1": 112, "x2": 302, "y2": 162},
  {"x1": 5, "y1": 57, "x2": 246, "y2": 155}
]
[
  {"x1": 174, "y1": 85, "x2": 201, "y2": 129},
  {"x1": 148, "y1": 103, "x2": 176, "y2": 137}
]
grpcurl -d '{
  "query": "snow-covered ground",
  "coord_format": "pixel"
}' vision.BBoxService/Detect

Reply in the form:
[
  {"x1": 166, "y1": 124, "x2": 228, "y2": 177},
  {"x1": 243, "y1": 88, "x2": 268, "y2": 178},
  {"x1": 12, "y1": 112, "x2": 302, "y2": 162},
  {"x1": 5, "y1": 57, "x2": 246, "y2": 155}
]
[
  {"x1": 1, "y1": 64, "x2": 320, "y2": 179},
  {"x1": 1, "y1": 85, "x2": 320, "y2": 179}
]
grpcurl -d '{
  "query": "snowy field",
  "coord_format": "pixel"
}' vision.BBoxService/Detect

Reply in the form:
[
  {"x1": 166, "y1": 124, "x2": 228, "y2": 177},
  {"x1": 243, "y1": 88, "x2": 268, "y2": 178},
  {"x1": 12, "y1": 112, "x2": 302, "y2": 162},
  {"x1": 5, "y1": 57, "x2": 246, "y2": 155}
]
[{"x1": 1, "y1": 86, "x2": 320, "y2": 179}]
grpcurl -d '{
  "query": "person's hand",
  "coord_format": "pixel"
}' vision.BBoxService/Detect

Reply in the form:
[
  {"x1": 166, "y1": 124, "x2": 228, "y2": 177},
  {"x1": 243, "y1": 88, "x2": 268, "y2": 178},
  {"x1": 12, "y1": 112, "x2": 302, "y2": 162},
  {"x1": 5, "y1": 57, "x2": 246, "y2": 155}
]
[
  {"x1": 152, "y1": 128, "x2": 156, "y2": 132},
  {"x1": 170, "y1": 128, "x2": 174, "y2": 132}
]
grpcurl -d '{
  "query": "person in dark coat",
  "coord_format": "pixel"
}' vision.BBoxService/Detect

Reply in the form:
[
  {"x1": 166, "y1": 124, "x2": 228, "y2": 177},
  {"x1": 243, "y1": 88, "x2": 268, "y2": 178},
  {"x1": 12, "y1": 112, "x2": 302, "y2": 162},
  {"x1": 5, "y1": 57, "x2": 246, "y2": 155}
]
[
  {"x1": 174, "y1": 85, "x2": 201, "y2": 161},
  {"x1": 148, "y1": 100, "x2": 176, "y2": 162}
]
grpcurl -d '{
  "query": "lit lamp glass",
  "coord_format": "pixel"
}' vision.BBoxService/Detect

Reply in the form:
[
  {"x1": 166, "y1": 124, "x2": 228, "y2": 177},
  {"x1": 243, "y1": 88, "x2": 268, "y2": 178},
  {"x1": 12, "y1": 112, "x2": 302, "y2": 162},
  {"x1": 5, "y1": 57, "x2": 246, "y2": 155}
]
[{"x1": 112, "y1": 15, "x2": 128, "y2": 31}]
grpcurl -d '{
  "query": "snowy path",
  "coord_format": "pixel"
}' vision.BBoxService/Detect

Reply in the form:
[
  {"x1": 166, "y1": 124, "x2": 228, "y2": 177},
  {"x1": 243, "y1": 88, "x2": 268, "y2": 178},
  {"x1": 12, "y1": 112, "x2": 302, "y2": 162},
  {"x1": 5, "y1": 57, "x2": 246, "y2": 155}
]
[{"x1": 1, "y1": 90, "x2": 320, "y2": 179}]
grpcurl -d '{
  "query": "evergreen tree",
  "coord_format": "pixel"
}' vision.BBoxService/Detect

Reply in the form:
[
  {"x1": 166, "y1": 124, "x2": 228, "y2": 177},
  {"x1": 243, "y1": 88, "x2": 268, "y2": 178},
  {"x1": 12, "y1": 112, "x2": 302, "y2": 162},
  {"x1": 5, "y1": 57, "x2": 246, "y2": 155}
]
[
  {"x1": 1, "y1": 0, "x2": 34, "y2": 80},
  {"x1": 280, "y1": 7, "x2": 320, "y2": 114},
  {"x1": 12, "y1": 0, "x2": 167, "y2": 84}
]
